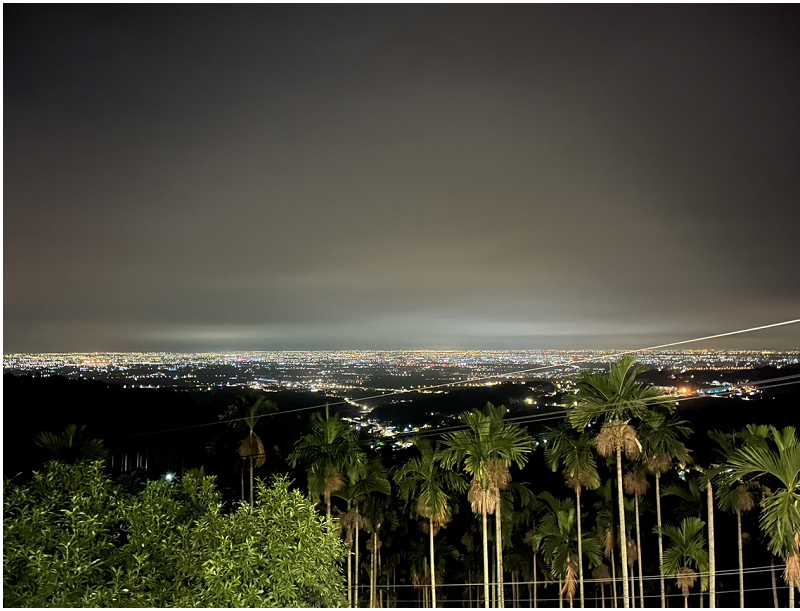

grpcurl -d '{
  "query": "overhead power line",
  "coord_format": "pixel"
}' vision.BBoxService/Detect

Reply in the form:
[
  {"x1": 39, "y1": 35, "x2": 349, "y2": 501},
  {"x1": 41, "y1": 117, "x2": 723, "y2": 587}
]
[
  {"x1": 134, "y1": 371, "x2": 800, "y2": 445},
  {"x1": 115, "y1": 369, "x2": 800, "y2": 455},
  {"x1": 248, "y1": 317, "x2": 800, "y2": 421},
  {"x1": 108, "y1": 317, "x2": 800, "y2": 440}
]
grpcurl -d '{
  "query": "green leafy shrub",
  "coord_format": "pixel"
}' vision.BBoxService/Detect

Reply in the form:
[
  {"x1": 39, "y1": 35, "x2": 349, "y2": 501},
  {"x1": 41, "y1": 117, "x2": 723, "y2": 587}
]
[
  {"x1": 3, "y1": 462, "x2": 346, "y2": 607},
  {"x1": 176, "y1": 477, "x2": 347, "y2": 607},
  {"x1": 3, "y1": 461, "x2": 124, "y2": 607}
]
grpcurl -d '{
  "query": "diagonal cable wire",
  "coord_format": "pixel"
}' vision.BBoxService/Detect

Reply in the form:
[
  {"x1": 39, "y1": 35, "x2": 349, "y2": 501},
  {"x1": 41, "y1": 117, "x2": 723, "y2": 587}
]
[
  {"x1": 109, "y1": 317, "x2": 800, "y2": 439},
  {"x1": 163, "y1": 372, "x2": 800, "y2": 455}
]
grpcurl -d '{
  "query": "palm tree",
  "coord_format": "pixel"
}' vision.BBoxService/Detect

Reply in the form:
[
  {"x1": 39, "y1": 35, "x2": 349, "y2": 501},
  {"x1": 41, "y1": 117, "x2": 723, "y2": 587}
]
[
  {"x1": 363, "y1": 489, "x2": 393, "y2": 608},
  {"x1": 502, "y1": 482, "x2": 537, "y2": 608},
  {"x1": 709, "y1": 429, "x2": 760, "y2": 608},
  {"x1": 289, "y1": 405, "x2": 366, "y2": 520},
  {"x1": 725, "y1": 425, "x2": 800, "y2": 608},
  {"x1": 663, "y1": 471, "x2": 718, "y2": 606},
  {"x1": 660, "y1": 517, "x2": 710, "y2": 608},
  {"x1": 594, "y1": 479, "x2": 621, "y2": 608},
  {"x1": 567, "y1": 355, "x2": 675, "y2": 609},
  {"x1": 408, "y1": 536, "x2": 459, "y2": 608},
  {"x1": 624, "y1": 524, "x2": 637, "y2": 609},
  {"x1": 459, "y1": 529, "x2": 479, "y2": 607},
  {"x1": 523, "y1": 530, "x2": 542, "y2": 608},
  {"x1": 335, "y1": 456, "x2": 389, "y2": 607},
  {"x1": 35, "y1": 423, "x2": 108, "y2": 463},
  {"x1": 640, "y1": 413, "x2": 693, "y2": 608},
  {"x1": 592, "y1": 563, "x2": 613, "y2": 608},
  {"x1": 335, "y1": 458, "x2": 388, "y2": 607},
  {"x1": 623, "y1": 464, "x2": 649, "y2": 608},
  {"x1": 717, "y1": 478, "x2": 757, "y2": 608},
  {"x1": 522, "y1": 496, "x2": 546, "y2": 608},
  {"x1": 430, "y1": 537, "x2": 460, "y2": 606},
  {"x1": 222, "y1": 394, "x2": 277, "y2": 506},
  {"x1": 410, "y1": 546, "x2": 432, "y2": 608},
  {"x1": 662, "y1": 477, "x2": 704, "y2": 520},
  {"x1": 441, "y1": 402, "x2": 534, "y2": 608},
  {"x1": 394, "y1": 438, "x2": 467, "y2": 608},
  {"x1": 504, "y1": 551, "x2": 530, "y2": 608},
  {"x1": 534, "y1": 492, "x2": 603, "y2": 608},
  {"x1": 337, "y1": 503, "x2": 363, "y2": 607},
  {"x1": 542, "y1": 424, "x2": 601, "y2": 607},
  {"x1": 697, "y1": 470, "x2": 718, "y2": 608}
]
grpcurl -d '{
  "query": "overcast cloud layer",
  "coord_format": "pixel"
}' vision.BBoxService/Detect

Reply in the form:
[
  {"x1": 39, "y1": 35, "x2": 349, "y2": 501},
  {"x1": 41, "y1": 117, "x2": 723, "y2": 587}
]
[{"x1": 4, "y1": 5, "x2": 800, "y2": 352}]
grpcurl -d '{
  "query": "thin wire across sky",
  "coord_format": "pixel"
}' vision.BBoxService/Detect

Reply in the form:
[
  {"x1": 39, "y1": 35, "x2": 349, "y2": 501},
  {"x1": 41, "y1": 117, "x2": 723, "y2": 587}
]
[{"x1": 112, "y1": 317, "x2": 800, "y2": 440}]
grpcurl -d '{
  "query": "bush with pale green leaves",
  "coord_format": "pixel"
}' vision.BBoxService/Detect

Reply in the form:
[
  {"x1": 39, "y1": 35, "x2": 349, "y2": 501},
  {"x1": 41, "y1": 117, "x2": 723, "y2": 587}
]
[{"x1": 3, "y1": 461, "x2": 346, "y2": 607}]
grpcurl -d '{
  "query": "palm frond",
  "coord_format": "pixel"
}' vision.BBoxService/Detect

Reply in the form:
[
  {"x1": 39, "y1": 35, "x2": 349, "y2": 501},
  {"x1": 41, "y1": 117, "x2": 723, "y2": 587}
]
[
  {"x1": 567, "y1": 355, "x2": 675, "y2": 432},
  {"x1": 440, "y1": 402, "x2": 533, "y2": 514}
]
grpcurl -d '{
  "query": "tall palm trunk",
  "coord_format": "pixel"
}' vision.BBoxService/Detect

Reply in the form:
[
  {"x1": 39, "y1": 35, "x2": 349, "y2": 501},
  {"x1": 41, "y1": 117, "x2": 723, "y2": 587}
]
[
  {"x1": 355, "y1": 505, "x2": 360, "y2": 608},
  {"x1": 737, "y1": 510, "x2": 744, "y2": 608},
  {"x1": 492, "y1": 543, "x2": 498, "y2": 607},
  {"x1": 601, "y1": 582, "x2": 605, "y2": 608},
  {"x1": 634, "y1": 495, "x2": 644, "y2": 608},
  {"x1": 628, "y1": 559, "x2": 635, "y2": 609},
  {"x1": 347, "y1": 537, "x2": 353, "y2": 607},
  {"x1": 241, "y1": 464, "x2": 245, "y2": 502},
  {"x1": 483, "y1": 508, "x2": 490, "y2": 609},
  {"x1": 656, "y1": 472, "x2": 666, "y2": 609},
  {"x1": 615, "y1": 447, "x2": 630, "y2": 608},
  {"x1": 707, "y1": 482, "x2": 716, "y2": 608},
  {"x1": 771, "y1": 555, "x2": 779, "y2": 608},
  {"x1": 430, "y1": 518, "x2": 437, "y2": 608},
  {"x1": 611, "y1": 549, "x2": 618, "y2": 608},
  {"x1": 369, "y1": 536, "x2": 373, "y2": 608},
  {"x1": 534, "y1": 553, "x2": 538, "y2": 608},
  {"x1": 789, "y1": 582, "x2": 795, "y2": 609},
  {"x1": 577, "y1": 488, "x2": 585, "y2": 608},
  {"x1": 496, "y1": 501, "x2": 505, "y2": 608},
  {"x1": 559, "y1": 576, "x2": 563, "y2": 608},
  {"x1": 370, "y1": 531, "x2": 377, "y2": 608}
]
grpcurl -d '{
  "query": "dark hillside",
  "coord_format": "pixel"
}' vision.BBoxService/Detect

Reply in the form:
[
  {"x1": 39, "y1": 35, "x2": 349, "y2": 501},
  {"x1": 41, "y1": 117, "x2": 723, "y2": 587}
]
[{"x1": 3, "y1": 374, "x2": 342, "y2": 497}]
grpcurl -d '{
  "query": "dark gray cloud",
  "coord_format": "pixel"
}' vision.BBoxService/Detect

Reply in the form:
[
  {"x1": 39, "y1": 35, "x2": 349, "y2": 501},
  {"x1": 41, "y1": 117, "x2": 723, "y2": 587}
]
[{"x1": 4, "y1": 5, "x2": 800, "y2": 352}]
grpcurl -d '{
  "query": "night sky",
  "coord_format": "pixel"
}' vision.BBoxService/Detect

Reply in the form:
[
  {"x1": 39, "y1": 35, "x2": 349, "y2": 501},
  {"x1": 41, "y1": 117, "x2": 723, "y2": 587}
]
[{"x1": 4, "y1": 5, "x2": 800, "y2": 352}]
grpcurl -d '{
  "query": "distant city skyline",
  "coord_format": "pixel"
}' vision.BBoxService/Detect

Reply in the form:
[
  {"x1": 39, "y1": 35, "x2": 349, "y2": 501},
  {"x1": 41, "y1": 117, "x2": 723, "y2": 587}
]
[
  {"x1": 5, "y1": 5, "x2": 800, "y2": 353},
  {"x1": 6, "y1": 347, "x2": 797, "y2": 404},
  {"x1": 7, "y1": 347, "x2": 799, "y2": 367}
]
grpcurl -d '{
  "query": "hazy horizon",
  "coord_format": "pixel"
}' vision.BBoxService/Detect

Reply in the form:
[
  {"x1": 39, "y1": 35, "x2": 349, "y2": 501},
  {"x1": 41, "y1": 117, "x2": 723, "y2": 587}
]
[{"x1": 6, "y1": 342, "x2": 800, "y2": 358}]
